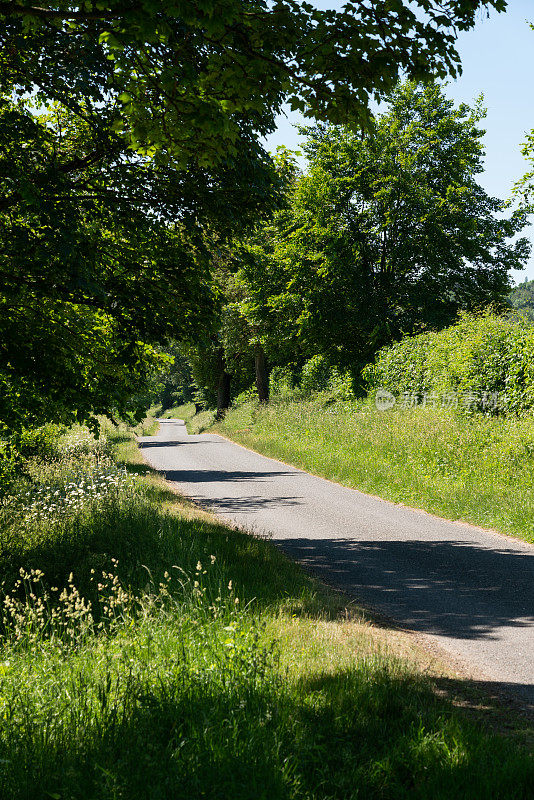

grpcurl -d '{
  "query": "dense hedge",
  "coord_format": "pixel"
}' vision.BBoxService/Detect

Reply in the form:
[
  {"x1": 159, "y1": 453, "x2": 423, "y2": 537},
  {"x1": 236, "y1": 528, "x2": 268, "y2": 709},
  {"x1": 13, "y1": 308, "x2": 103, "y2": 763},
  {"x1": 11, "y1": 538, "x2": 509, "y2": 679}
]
[{"x1": 363, "y1": 311, "x2": 534, "y2": 414}]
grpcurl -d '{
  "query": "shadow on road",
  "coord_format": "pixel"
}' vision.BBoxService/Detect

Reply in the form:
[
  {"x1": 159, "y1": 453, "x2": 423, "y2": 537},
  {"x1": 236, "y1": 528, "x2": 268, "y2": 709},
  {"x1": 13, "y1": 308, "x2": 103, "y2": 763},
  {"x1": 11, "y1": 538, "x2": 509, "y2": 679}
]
[
  {"x1": 190, "y1": 494, "x2": 304, "y2": 513},
  {"x1": 138, "y1": 440, "x2": 228, "y2": 448},
  {"x1": 159, "y1": 468, "x2": 295, "y2": 483},
  {"x1": 276, "y1": 537, "x2": 534, "y2": 644}
]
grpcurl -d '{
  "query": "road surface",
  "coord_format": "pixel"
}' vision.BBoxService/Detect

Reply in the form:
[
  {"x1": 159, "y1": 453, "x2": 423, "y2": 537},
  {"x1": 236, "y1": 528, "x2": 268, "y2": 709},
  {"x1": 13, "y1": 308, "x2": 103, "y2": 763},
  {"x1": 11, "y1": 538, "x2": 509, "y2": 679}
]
[{"x1": 140, "y1": 418, "x2": 534, "y2": 704}]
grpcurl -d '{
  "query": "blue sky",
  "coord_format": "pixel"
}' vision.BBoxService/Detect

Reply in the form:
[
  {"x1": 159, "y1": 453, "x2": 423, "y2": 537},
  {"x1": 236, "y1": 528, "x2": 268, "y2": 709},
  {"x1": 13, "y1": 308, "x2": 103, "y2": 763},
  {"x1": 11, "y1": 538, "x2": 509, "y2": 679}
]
[{"x1": 264, "y1": 1, "x2": 534, "y2": 284}]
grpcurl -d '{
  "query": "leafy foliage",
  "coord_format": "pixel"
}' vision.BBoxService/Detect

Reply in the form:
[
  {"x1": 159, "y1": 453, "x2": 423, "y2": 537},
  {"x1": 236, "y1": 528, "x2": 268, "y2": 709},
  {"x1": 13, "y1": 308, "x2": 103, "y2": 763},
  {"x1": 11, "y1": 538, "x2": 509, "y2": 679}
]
[
  {"x1": 217, "y1": 83, "x2": 529, "y2": 399},
  {"x1": 0, "y1": 97, "x2": 224, "y2": 430},
  {"x1": 364, "y1": 310, "x2": 534, "y2": 414},
  {"x1": 1, "y1": 0, "x2": 508, "y2": 166}
]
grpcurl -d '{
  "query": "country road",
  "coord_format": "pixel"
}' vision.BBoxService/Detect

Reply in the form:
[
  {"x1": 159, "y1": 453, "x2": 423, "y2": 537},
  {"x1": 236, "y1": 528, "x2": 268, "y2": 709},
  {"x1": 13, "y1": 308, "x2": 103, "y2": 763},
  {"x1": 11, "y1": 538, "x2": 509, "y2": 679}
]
[{"x1": 140, "y1": 418, "x2": 534, "y2": 704}]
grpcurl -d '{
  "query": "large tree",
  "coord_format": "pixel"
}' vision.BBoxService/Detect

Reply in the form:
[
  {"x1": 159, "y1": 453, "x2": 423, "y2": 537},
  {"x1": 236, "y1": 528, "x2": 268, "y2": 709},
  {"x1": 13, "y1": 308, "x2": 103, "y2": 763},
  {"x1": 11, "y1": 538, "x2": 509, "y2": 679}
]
[
  {"x1": 243, "y1": 82, "x2": 530, "y2": 377},
  {"x1": 0, "y1": 99, "x2": 227, "y2": 430}
]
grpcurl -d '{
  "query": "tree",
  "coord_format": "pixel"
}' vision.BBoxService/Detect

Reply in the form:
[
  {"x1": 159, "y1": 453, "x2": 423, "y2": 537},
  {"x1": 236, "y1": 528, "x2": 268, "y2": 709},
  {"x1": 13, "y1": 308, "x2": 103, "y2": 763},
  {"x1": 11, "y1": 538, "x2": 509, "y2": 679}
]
[
  {"x1": 0, "y1": 1, "x2": 508, "y2": 169},
  {"x1": 250, "y1": 82, "x2": 530, "y2": 377},
  {"x1": 224, "y1": 171, "x2": 303, "y2": 402},
  {"x1": 0, "y1": 1, "x2": 512, "y2": 425},
  {"x1": 0, "y1": 99, "x2": 220, "y2": 430}
]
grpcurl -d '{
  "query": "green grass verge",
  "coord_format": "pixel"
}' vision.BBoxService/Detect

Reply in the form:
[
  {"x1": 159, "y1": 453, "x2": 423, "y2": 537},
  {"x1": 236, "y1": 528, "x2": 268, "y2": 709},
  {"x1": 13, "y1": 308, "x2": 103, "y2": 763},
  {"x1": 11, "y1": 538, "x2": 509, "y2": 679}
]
[
  {"x1": 159, "y1": 401, "x2": 196, "y2": 421},
  {"x1": 0, "y1": 429, "x2": 532, "y2": 798},
  {"x1": 215, "y1": 399, "x2": 534, "y2": 544},
  {"x1": 131, "y1": 405, "x2": 162, "y2": 436},
  {"x1": 159, "y1": 401, "x2": 216, "y2": 434}
]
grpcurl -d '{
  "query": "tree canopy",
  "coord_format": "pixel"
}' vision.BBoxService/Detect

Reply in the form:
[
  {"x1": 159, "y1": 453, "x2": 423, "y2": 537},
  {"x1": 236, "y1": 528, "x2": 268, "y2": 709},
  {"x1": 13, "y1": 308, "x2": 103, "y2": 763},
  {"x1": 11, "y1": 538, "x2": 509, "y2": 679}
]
[
  {"x1": 1, "y1": 0, "x2": 508, "y2": 166},
  {"x1": 202, "y1": 82, "x2": 530, "y2": 404},
  {"x1": 0, "y1": 0, "x2": 515, "y2": 427},
  {"x1": 0, "y1": 99, "x2": 219, "y2": 430}
]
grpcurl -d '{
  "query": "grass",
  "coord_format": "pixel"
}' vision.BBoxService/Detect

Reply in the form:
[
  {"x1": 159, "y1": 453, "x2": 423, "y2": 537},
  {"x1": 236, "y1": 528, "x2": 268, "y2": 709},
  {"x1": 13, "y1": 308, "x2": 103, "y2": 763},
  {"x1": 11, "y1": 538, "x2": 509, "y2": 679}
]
[
  {"x1": 215, "y1": 398, "x2": 534, "y2": 544},
  {"x1": 130, "y1": 406, "x2": 162, "y2": 436},
  {"x1": 0, "y1": 424, "x2": 532, "y2": 798},
  {"x1": 159, "y1": 401, "x2": 196, "y2": 420},
  {"x1": 159, "y1": 401, "x2": 217, "y2": 433}
]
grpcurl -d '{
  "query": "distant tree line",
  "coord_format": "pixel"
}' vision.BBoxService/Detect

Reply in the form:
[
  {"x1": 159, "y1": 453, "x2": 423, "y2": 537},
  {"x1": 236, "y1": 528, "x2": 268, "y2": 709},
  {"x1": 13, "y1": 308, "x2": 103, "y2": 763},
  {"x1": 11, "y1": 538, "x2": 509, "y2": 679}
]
[{"x1": 509, "y1": 279, "x2": 534, "y2": 322}]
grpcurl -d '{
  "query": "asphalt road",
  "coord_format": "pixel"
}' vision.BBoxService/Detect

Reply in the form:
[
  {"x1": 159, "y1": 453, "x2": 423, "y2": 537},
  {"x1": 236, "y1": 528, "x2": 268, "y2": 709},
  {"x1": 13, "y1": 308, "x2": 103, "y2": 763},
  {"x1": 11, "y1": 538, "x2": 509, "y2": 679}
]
[{"x1": 140, "y1": 418, "x2": 534, "y2": 704}]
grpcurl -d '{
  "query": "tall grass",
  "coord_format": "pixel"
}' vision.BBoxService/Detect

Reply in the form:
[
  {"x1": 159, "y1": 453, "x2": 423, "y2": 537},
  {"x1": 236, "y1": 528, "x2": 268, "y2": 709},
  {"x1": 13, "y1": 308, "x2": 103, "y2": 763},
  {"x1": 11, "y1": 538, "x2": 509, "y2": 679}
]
[
  {"x1": 0, "y1": 425, "x2": 532, "y2": 798},
  {"x1": 217, "y1": 399, "x2": 534, "y2": 543}
]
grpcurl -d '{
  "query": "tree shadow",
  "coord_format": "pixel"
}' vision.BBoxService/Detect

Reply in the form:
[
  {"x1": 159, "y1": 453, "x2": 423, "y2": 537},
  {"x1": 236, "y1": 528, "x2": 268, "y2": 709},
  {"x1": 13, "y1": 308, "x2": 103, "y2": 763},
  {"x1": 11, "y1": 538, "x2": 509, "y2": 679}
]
[
  {"x1": 137, "y1": 440, "x2": 225, "y2": 448},
  {"x1": 5, "y1": 666, "x2": 533, "y2": 800},
  {"x1": 0, "y1": 490, "x2": 321, "y2": 618},
  {"x1": 276, "y1": 537, "x2": 534, "y2": 642},
  {"x1": 189, "y1": 494, "x2": 304, "y2": 514},
  {"x1": 160, "y1": 468, "x2": 295, "y2": 483}
]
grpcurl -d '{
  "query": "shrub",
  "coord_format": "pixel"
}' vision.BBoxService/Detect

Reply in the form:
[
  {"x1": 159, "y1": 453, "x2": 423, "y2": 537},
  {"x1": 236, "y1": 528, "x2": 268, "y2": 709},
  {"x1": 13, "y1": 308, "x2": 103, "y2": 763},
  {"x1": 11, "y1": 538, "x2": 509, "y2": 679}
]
[
  {"x1": 269, "y1": 366, "x2": 297, "y2": 399},
  {"x1": 325, "y1": 366, "x2": 354, "y2": 401},
  {"x1": 0, "y1": 444, "x2": 18, "y2": 495},
  {"x1": 299, "y1": 355, "x2": 355, "y2": 401},
  {"x1": 234, "y1": 386, "x2": 259, "y2": 405},
  {"x1": 15, "y1": 424, "x2": 65, "y2": 459},
  {"x1": 300, "y1": 355, "x2": 332, "y2": 394},
  {"x1": 363, "y1": 311, "x2": 534, "y2": 414}
]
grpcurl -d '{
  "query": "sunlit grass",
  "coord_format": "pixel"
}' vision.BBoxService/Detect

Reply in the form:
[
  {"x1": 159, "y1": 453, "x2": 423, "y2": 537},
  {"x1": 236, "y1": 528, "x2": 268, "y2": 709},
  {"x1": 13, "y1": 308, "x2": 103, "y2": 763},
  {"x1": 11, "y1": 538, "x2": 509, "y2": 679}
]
[
  {"x1": 0, "y1": 425, "x2": 532, "y2": 798},
  {"x1": 160, "y1": 401, "x2": 196, "y2": 420},
  {"x1": 217, "y1": 400, "x2": 534, "y2": 543},
  {"x1": 159, "y1": 402, "x2": 216, "y2": 433}
]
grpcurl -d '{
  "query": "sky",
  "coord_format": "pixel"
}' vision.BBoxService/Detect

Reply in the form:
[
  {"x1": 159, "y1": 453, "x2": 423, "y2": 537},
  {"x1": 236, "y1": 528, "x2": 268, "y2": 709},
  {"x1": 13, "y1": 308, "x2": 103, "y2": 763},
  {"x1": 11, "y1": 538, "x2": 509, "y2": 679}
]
[{"x1": 264, "y1": 1, "x2": 534, "y2": 284}]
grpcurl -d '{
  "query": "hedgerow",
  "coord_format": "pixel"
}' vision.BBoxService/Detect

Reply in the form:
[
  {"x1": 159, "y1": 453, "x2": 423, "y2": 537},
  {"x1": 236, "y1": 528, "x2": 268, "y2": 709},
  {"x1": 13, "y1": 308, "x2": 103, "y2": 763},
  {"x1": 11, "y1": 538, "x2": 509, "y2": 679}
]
[{"x1": 363, "y1": 311, "x2": 534, "y2": 414}]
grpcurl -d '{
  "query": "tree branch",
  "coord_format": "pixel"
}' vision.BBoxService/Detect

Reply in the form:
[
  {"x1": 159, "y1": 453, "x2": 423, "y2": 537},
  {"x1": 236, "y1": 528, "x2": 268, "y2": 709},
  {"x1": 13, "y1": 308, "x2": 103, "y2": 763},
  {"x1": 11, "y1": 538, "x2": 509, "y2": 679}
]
[{"x1": 0, "y1": 2, "x2": 121, "y2": 21}]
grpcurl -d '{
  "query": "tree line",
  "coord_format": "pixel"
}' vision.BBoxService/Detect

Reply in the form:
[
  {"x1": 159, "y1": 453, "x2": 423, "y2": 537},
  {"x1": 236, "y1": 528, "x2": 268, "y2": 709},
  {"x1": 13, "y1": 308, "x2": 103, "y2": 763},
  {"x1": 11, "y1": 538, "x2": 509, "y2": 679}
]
[
  {"x1": 154, "y1": 82, "x2": 531, "y2": 416},
  {"x1": 1, "y1": 0, "x2": 532, "y2": 433}
]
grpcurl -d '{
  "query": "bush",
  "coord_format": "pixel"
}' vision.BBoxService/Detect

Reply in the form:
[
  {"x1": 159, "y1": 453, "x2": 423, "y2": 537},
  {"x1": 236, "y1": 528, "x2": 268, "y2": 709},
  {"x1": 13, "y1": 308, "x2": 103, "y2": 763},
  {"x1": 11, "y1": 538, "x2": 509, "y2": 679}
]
[
  {"x1": 325, "y1": 366, "x2": 354, "y2": 401},
  {"x1": 299, "y1": 356, "x2": 355, "y2": 401},
  {"x1": 300, "y1": 355, "x2": 332, "y2": 394},
  {"x1": 234, "y1": 386, "x2": 258, "y2": 405},
  {"x1": 0, "y1": 444, "x2": 18, "y2": 495},
  {"x1": 0, "y1": 424, "x2": 70, "y2": 495},
  {"x1": 364, "y1": 311, "x2": 534, "y2": 415},
  {"x1": 269, "y1": 366, "x2": 297, "y2": 399},
  {"x1": 15, "y1": 424, "x2": 65, "y2": 459}
]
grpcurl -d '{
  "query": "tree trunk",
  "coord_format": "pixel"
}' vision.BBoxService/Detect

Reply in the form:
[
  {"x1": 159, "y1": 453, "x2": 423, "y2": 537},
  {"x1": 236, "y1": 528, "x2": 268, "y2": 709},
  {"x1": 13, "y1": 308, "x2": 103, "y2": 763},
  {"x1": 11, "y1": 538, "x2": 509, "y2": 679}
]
[
  {"x1": 254, "y1": 344, "x2": 269, "y2": 403},
  {"x1": 215, "y1": 348, "x2": 231, "y2": 419}
]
